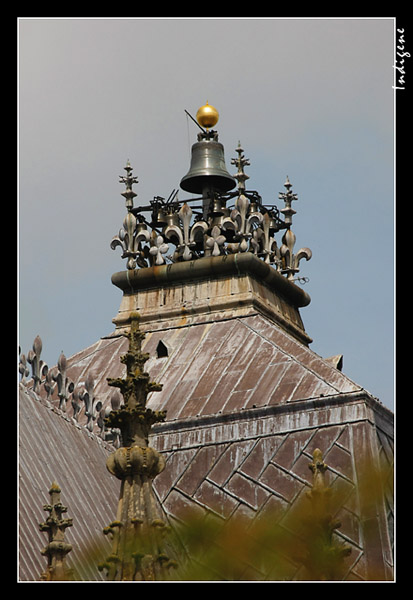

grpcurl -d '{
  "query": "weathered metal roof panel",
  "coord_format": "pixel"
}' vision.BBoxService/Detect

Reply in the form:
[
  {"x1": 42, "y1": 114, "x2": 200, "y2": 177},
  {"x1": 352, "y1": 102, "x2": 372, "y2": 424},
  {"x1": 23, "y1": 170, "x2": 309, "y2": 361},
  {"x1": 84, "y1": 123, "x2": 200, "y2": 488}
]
[
  {"x1": 46, "y1": 312, "x2": 364, "y2": 430},
  {"x1": 19, "y1": 308, "x2": 393, "y2": 580},
  {"x1": 18, "y1": 385, "x2": 119, "y2": 581},
  {"x1": 142, "y1": 314, "x2": 362, "y2": 421},
  {"x1": 149, "y1": 395, "x2": 394, "y2": 580}
]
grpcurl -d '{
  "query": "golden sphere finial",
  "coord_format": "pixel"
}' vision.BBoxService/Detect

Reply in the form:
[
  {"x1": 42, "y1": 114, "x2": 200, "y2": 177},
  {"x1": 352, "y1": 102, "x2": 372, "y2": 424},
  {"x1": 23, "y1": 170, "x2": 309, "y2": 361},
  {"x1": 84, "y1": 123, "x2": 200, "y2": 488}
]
[{"x1": 196, "y1": 101, "x2": 219, "y2": 130}]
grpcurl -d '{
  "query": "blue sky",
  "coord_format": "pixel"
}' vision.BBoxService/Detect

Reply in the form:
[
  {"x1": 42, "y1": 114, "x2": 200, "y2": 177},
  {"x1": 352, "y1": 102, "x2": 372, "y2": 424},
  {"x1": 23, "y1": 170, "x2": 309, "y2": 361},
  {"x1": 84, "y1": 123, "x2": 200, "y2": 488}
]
[{"x1": 18, "y1": 18, "x2": 395, "y2": 409}]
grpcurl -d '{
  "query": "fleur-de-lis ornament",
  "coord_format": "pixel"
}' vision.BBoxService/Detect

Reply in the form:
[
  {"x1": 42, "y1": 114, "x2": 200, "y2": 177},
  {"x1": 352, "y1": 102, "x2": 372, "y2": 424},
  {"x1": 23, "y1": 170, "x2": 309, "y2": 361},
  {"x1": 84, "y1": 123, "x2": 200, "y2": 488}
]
[
  {"x1": 148, "y1": 231, "x2": 169, "y2": 265},
  {"x1": 19, "y1": 348, "x2": 30, "y2": 385},
  {"x1": 164, "y1": 202, "x2": 204, "y2": 261},
  {"x1": 111, "y1": 213, "x2": 151, "y2": 269},
  {"x1": 44, "y1": 366, "x2": 58, "y2": 401},
  {"x1": 27, "y1": 335, "x2": 48, "y2": 393},
  {"x1": 261, "y1": 212, "x2": 281, "y2": 266},
  {"x1": 178, "y1": 203, "x2": 196, "y2": 261},
  {"x1": 80, "y1": 373, "x2": 102, "y2": 432},
  {"x1": 110, "y1": 148, "x2": 311, "y2": 284},
  {"x1": 280, "y1": 228, "x2": 312, "y2": 281},
  {"x1": 223, "y1": 193, "x2": 263, "y2": 252},
  {"x1": 279, "y1": 177, "x2": 312, "y2": 280},
  {"x1": 205, "y1": 225, "x2": 226, "y2": 256},
  {"x1": 53, "y1": 352, "x2": 74, "y2": 412},
  {"x1": 71, "y1": 388, "x2": 83, "y2": 422}
]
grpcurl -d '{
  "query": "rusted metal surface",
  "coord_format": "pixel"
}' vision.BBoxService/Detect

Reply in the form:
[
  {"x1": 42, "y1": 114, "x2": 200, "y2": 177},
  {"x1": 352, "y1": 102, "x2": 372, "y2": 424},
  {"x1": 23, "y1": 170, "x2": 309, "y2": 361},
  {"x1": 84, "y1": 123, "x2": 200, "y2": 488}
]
[{"x1": 57, "y1": 313, "x2": 363, "y2": 427}]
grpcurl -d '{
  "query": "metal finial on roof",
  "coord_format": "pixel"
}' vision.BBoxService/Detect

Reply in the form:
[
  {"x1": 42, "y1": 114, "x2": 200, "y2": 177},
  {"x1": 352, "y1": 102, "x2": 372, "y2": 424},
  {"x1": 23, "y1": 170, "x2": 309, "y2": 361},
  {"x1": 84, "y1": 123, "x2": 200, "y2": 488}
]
[
  {"x1": 79, "y1": 373, "x2": 102, "y2": 432},
  {"x1": 54, "y1": 352, "x2": 74, "y2": 412},
  {"x1": 278, "y1": 177, "x2": 312, "y2": 281},
  {"x1": 18, "y1": 348, "x2": 30, "y2": 385},
  {"x1": 39, "y1": 482, "x2": 73, "y2": 581},
  {"x1": 27, "y1": 335, "x2": 48, "y2": 393},
  {"x1": 279, "y1": 175, "x2": 297, "y2": 227},
  {"x1": 119, "y1": 160, "x2": 138, "y2": 212},
  {"x1": 231, "y1": 141, "x2": 250, "y2": 193},
  {"x1": 112, "y1": 164, "x2": 150, "y2": 269}
]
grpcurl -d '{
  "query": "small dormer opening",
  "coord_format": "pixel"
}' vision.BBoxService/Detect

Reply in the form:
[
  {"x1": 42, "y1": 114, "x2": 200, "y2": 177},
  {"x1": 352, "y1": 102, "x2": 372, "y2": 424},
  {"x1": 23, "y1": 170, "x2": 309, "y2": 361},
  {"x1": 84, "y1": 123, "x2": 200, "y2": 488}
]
[
  {"x1": 156, "y1": 340, "x2": 169, "y2": 358},
  {"x1": 325, "y1": 354, "x2": 343, "y2": 371}
]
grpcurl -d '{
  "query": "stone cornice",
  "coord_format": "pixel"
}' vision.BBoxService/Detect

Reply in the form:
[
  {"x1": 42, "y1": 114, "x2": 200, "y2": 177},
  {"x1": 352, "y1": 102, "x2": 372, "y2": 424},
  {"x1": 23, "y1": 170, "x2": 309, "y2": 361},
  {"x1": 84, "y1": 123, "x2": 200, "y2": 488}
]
[
  {"x1": 150, "y1": 391, "x2": 394, "y2": 452},
  {"x1": 111, "y1": 253, "x2": 311, "y2": 309}
]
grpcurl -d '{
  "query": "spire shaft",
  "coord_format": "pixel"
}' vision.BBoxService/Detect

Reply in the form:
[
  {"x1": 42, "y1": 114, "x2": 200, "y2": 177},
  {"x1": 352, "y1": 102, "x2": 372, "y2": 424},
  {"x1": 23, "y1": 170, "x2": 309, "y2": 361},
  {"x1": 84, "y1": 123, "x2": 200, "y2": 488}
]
[
  {"x1": 39, "y1": 482, "x2": 73, "y2": 581},
  {"x1": 100, "y1": 313, "x2": 175, "y2": 581}
]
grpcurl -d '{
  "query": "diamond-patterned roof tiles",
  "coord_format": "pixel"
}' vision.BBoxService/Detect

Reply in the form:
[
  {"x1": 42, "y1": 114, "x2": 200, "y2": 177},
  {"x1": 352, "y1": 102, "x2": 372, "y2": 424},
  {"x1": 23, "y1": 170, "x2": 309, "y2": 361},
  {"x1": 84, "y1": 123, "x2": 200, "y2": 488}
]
[{"x1": 151, "y1": 415, "x2": 393, "y2": 580}]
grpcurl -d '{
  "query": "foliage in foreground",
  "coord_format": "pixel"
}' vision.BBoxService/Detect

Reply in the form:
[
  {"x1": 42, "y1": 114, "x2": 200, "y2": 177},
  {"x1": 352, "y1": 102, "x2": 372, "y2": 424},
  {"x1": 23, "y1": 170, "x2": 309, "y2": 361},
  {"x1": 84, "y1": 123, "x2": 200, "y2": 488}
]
[{"x1": 63, "y1": 453, "x2": 393, "y2": 582}]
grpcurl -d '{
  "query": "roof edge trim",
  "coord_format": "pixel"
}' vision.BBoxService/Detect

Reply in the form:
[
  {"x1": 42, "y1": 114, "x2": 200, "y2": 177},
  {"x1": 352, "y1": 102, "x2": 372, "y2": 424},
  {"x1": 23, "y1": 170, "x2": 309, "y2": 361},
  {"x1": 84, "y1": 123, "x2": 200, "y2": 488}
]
[{"x1": 151, "y1": 390, "x2": 393, "y2": 438}]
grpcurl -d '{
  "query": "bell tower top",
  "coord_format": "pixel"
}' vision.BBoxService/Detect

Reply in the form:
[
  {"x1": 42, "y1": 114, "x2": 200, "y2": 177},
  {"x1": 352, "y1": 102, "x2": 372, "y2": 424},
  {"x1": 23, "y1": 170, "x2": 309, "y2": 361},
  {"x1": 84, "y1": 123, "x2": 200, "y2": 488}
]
[{"x1": 109, "y1": 105, "x2": 313, "y2": 344}]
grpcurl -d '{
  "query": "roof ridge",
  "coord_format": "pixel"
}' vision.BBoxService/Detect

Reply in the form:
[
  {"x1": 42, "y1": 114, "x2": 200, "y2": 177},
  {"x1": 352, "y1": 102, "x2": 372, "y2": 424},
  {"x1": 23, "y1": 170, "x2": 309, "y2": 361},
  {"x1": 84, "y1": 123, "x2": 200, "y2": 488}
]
[
  {"x1": 63, "y1": 335, "x2": 125, "y2": 368},
  {"x1": 239, "y1": 315, "x2": 362, "y2": 394},
  {"x1": 19, "y1": 382, "x2": 116, "y2": 453}
]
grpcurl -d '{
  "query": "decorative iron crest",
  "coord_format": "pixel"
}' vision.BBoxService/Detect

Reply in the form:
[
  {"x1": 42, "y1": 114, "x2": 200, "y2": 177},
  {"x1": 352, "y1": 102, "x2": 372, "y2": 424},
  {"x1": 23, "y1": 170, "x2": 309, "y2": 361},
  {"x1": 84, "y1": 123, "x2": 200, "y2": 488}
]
[
  {"x1": 111, "y1": 145, "x2": 312, "y2": 283},
  {"x1": 19, "y1": 337, "x2": 120, "y2": 442}
]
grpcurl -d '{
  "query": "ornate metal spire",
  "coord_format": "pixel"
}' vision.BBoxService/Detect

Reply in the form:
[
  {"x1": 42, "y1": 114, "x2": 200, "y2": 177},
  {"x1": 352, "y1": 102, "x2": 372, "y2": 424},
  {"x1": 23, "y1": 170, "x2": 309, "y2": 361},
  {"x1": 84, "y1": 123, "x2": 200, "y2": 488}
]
[
  {"x1": 279, "y1": 175, "x2": 297, "y2": 227},
  {"x1": 111, "y1": 160, "x2": 150, "y2": 270},
  {"x1": 231, "y1": 141, "x2": 250, "y2": 193},
  {"x1": 100, "y1": 312, "x2": 176, "y2": 581},
  {"x1": 279, "y1": 177, "x2": 312, "y2": 281},
  {"x1": 39, "y1": 482, "x2": 73, "y2": 581},
  {"x1": 119, "y1": 159, "x2": 138, "y2": 212}
]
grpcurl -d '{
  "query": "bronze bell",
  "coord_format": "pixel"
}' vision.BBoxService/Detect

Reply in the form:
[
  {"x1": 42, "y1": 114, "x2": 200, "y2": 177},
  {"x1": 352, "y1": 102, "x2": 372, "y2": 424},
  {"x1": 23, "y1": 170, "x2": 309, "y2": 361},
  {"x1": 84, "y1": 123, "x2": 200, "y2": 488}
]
[
  {"x1": 180, "y1": 135, "x2": 236, "y2": 195},
  {"x1": 154, "y1": 206, "x2": 167, "y2": 226}
]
